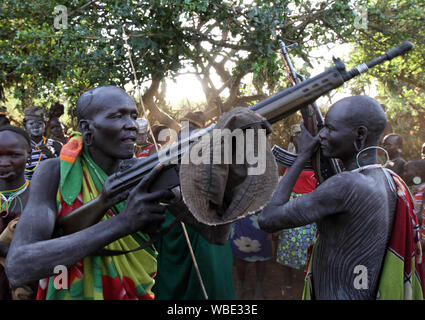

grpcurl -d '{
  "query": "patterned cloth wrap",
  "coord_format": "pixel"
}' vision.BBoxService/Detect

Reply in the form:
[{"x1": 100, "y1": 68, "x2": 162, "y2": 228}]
[
  {"x1": 276, "y1": 170, "x2": 317, "y2": 270},
  {"x1": 303, "y1": 169, "x2": 425, "y2": 300},
  {"x1": 230, "y1": 212, "x2": 273, "y2": 262},
  {"x1": 36, "y1": 132, "x2": 158, "y2": 300}
]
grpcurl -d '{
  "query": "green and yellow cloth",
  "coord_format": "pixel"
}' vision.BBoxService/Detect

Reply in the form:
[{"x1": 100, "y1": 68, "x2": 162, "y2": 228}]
[{"x1": 36, "y1": 132, "x2": 158, "y2": 300}]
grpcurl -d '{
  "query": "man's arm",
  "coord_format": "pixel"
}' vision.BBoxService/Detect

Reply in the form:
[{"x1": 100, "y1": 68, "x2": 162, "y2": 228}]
[
  {"x1": 259, "y1": 173, "x2": 349, "y2": 232},
  {"x1": 259, "y1": 123, "x2": 346, "y2": 233},
  {"x1": 6, "y1": 159, "x2": 172, "y2": 287}
]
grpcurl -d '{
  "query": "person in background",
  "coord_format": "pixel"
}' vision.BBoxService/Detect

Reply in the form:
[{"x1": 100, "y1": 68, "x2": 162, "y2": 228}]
[
  {"x1": 0, "y1": 126, "x2": 37, "y2": 299},
  {"x1": 382, "y1": 133, "x2": 407, "y2": 177},
  {"x1": 230, "y1": 210, "x2": 273, "y2": 299},
  {"x1": 49, "y1": 117, "x2": 67, "y2": 146},
  {"x1": 403, "y1": 159, "x2": 425, "y2": 248},
  {"x1": 134, "y1": 118, "x2": 157, "y2": 158},
  {"x1": 421, "y1": 143, "x2": 425, "y2": 160},
  {"x1": 22, "y1": 106, "x2": 61, "y2": 180}
]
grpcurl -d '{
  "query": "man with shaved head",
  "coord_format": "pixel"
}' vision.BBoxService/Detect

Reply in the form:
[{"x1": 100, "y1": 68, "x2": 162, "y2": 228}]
[
  {"x1": 382, "y1": 133, "x2": 406, "y2": 176},
  {"x1": 259, "y1": 95, "x2": 425, "y2": 300},
  {"x1": 6, "y1": 86, "x2": 173, "y2": 300}
]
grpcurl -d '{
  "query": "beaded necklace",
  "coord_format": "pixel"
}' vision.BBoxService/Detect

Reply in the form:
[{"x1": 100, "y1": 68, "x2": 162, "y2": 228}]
[
  {"x1": 25, "y1": 136, "x2": 46, "y2": 173},
  {"x1": 0, "y1": 180, "x2": 29, "y2": 218}
]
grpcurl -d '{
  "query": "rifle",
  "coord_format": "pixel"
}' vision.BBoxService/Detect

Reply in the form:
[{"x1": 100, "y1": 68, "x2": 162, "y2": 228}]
[
  {"x1": 276, "y1": 40, "x2": 341, "y2": 183},
  {"x1": 55, "y1": 41, "x2": 414, "y2": 239}
]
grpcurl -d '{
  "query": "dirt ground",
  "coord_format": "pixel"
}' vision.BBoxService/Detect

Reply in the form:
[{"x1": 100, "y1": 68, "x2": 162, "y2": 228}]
[{"x1": 232, "y1": 241, "x2": 306, "y2": 300}]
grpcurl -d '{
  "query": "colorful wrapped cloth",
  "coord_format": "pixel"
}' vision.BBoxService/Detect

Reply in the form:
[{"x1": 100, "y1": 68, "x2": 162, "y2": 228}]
[
  {"x1": 303, "y1": 170, "x2": 425, "y2": 300},
  {"x1": 230, "y1": 212, "x2": 272, "y2": 262},
  {"x1": 36, "y1": 132, "x2": 158, "y2": 300}
]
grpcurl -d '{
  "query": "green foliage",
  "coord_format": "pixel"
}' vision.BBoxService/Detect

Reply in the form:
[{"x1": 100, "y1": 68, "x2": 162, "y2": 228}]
[
  {"x1": 346, "y1": 0, "x2": 425, "y2": 160},
  {"x1": 4, "y1": 0, "x2": 422, "y2": 158},
  {"x1": 1, "y1": 1, "x2": 358, "y2": 115}
]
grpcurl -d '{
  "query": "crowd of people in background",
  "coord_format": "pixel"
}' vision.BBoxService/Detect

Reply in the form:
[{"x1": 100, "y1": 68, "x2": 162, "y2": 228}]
[{"x1": 1, "y1": 95, "x2": 425, "y2": 300}]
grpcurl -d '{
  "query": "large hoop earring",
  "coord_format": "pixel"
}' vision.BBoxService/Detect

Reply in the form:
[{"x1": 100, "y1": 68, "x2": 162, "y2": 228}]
[{"x1": 356, "y1": 146, "x2": 389, "y2": 168}]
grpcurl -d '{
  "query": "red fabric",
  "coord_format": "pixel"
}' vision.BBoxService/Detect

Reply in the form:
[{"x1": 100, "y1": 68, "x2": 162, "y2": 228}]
[
  {"x1": 136, "y1": 144, "x2": 155, "y2": 158},
  {"x1": 388, "y1": 174, "x2": 425, "y2": 296},
  {"x1": 284, "y1": 169, "x2": 317, "y2": 194},
  {"x1": 59, "y1": 138, "x2": 83, "y2": 164},
  {"x1": 412, "y1": 184, "x2": 425, "y2": 238}
]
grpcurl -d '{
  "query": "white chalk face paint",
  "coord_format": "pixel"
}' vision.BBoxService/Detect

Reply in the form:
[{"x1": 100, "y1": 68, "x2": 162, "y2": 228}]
[
  {"x1": 413, "y1": 176, "x2": 422, "y2": 185},
  {"x1": 25, "y1": 120, "x2": 45, "y2": 137}
]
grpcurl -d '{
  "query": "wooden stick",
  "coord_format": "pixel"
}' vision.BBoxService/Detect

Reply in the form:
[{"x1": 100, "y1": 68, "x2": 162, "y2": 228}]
[
  {"x1": 180, "y1": 221, "x2": 209, "y2": 300},
  {"x1": 121, "y1": 25, "x2": 208, "y2": 300}
]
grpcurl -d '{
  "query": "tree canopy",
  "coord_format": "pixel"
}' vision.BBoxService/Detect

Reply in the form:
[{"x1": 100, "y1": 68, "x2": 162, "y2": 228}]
[
  {"x1": 1, "y1": 1, "x2": 359, "y2": 124},
  {"x1": 1, "y1": 0, "x2": 423, "y2": 158},
  {"x1": 345, "y1": 0, "x2": 425, "y2": 159}
]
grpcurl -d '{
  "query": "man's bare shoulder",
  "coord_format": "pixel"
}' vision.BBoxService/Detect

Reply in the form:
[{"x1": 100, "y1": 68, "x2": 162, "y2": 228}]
[
  {"x1": 315, "y1": 170, "x2": 380, "y2": 198},
  {"x1": 320, "y1": 169, "x2": 386, "y2": 194},
  {"x1": 319, "y1": 171, "x2": 360, "y2": 188},
  {"x1": 29, "y1": 158, "x2": 60, "y2": 196}
]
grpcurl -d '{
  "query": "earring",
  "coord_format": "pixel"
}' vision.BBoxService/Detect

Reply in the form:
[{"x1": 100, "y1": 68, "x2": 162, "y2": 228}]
[{"x1": 355, "y1": 146, "x2": 389, "y2": 169}]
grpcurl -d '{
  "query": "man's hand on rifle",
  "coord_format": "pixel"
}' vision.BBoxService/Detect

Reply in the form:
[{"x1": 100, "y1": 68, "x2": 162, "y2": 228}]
[
  {"x1": 117, "y1": 164, "x2": 174, "y2": 235},
  {"x1": 296, "y1": 121, "x2": 320, "y2": 160}
]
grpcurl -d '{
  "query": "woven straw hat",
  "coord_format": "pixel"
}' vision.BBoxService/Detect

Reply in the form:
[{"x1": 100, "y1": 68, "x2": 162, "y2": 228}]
[{"x1": 179, "y1": 107, "x2": 278, "y2": 226}]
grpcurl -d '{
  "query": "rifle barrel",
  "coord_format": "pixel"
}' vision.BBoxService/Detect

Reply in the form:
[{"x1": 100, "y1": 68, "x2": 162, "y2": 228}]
[{"x1": 344, "y1": 41, "x2": 413, "y2": 81}]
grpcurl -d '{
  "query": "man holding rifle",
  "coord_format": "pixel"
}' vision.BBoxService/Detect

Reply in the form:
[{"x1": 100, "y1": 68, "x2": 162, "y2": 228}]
[
  {"x1": 259, "y1": 95, "x2": 425, "y2": 300},
  {"x1": 6, "y1": 86, "x2": 174, "y2": 299}
]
